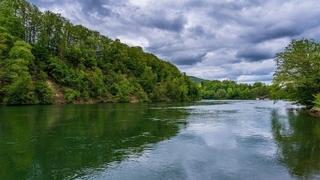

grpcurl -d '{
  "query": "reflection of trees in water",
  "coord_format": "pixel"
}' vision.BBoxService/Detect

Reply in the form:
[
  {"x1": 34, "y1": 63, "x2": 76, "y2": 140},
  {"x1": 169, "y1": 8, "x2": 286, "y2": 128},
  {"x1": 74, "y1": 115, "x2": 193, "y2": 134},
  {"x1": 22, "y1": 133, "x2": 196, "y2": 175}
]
[
  {"x1": 271, "y1": 109, "x2": 320, "y2": 178},
  {"x1": 0, "y1": 104, "x2": 188, "y2": 179}
]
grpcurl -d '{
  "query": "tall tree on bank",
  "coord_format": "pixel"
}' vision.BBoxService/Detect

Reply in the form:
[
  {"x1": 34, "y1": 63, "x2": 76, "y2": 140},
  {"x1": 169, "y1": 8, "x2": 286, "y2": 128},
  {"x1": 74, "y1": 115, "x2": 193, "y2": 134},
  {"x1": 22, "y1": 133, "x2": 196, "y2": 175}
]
[{"x1": 273, "y1": 39, "x2": 320, "y2": 107}]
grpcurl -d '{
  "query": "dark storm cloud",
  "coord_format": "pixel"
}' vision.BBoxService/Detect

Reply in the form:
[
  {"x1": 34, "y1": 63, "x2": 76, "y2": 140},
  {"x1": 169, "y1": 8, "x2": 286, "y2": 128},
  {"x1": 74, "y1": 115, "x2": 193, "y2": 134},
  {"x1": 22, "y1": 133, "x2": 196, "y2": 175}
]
[
  {"x1": 244, "y1": 23, "x2": 303, "y2": 43},
  {"x1": 27, "y1": 0, "x2": 320, "y2": 83},
  {"x1": 172, "y1": 52, "x2": 207, "y2": 65},
  {"x1": 81, "y1": 0, "x2": 114, "y2": 16},
  {"x1": 137, "y1": 13, "x2": 186, "y2": 32},
  {"x1": 31, "y1": 0, "x2": 117, "y2": 16},
  {"x1": 236, "y1": 48, "x2": 273, "y2": 62},
  {"x1": 189, "y1": 26, "x2": 206, "y2": 37},
  {"x1": 74, "y1": 0, "x2": 109, "y2": 14}
]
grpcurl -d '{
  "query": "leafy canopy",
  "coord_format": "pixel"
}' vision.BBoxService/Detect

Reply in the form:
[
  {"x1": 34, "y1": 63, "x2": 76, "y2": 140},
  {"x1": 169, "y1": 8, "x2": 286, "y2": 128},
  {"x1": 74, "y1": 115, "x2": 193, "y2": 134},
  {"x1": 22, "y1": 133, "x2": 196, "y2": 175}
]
[{"x1": 273, "y1": 39, "x2": 320, "y2": 106}]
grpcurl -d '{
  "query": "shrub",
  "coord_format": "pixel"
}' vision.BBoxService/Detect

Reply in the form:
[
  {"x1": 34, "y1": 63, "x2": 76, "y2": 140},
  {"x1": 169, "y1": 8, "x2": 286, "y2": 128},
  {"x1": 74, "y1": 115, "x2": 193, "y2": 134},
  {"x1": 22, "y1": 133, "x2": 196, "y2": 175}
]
[
  {"x1": 314, "y1": 94, "x2": 320, "y2": 108},
  {"x1": 9, "y1": 41, "x2": 34, "y2": 63},
  {"x1": 4, "y1": 76, "x2": 36, "y2": 105},
  {"x1": 34, "y1": 81, "x2": 54, "y2": 104},
  {"x1": 64, "y1": 88, "x2": 80, "y2": 103}
]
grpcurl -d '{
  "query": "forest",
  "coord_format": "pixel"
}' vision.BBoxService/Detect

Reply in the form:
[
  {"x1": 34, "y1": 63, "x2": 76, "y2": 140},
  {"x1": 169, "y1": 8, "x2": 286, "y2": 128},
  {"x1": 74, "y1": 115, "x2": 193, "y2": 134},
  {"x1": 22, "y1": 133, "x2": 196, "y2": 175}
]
[
  {"x1": 0, "y1": 0, "x2": 200, "y2": 105},
  {"x1": 199, "y1": 80, "x2": 270, "y2": 100}
]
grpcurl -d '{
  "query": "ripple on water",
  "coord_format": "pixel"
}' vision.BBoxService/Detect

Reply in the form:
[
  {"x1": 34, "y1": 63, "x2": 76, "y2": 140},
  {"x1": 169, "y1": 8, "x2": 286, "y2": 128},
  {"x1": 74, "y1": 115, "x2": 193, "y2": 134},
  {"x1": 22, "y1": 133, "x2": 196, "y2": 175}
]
[{"x1": 0, "y1": 100, "x2": 315, "y2": 180}]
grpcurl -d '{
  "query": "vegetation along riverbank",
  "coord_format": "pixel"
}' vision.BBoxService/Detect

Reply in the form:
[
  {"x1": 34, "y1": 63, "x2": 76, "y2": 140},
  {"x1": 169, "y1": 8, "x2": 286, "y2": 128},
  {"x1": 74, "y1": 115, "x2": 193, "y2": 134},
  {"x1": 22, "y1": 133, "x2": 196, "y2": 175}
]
[
  {"x1": 272, "y1": 39, "x2": 320, "y2": 116},
  {"x1": 0, "y1": 0, "x2": 200, "y2": 105},
  {"x1": 0, "y1": 0, "x2": 319, "y2": 112}
]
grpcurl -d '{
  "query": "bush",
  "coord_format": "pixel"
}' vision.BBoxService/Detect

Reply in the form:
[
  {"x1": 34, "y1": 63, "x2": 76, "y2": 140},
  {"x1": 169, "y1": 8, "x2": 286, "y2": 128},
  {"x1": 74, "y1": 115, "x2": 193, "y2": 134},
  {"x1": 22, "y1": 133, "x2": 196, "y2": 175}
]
[
  {"x1": 4, "y1": 76, "x2": 36, "y2": 105},
  {"x1": 9, "y1": 41, "x2": 34, "y2": 63},
  {"x1": 64, "y1": 88, "x2": 80, "y2": 103},
  {"x1": 314, "y1": 94, "x2": 320, "y2": 108},
  {"x1": 0, "y1": 31, "x2": 14, "y2": 58},
  {"x1": 34, "y1": 81, "x2": 54, "y2": 104},
  {"x1": 113, "y1": 76, "x2": 135, "y2": 102}
]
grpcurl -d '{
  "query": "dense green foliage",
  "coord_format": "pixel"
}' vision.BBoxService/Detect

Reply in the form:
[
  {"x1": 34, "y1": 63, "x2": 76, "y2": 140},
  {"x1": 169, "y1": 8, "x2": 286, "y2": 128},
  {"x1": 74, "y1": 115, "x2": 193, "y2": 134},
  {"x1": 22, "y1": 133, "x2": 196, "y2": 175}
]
[
  {"x1": 314, "y1": 94, "x2": 320, "y2": 108},
  {"x1": 273, "y1": 39, "x2": 320, "y2": 107},
  {"x1": 188, "y1": 76, "x2": 206, "y2": 84},
  {"x1": 200, "y1": 80, "x2": 270, "y2": 100},
  {"x1": 0, "y1": 0, "x2": 199, "y2": 105}
]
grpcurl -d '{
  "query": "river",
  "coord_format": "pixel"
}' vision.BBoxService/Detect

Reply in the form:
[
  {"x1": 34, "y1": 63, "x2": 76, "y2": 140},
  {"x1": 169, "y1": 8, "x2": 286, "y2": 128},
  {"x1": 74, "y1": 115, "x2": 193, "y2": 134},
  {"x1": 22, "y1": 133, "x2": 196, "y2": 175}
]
[{"x1": 0, "y1": 100, "x2": 319, "y2": 179}]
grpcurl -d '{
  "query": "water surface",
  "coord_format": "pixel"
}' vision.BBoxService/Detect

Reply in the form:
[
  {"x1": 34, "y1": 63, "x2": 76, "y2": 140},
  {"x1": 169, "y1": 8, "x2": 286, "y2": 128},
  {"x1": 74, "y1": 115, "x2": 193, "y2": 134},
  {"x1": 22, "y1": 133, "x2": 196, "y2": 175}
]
[{"x1": 0, "y1": 101, "x2": 320, "y2": 179}]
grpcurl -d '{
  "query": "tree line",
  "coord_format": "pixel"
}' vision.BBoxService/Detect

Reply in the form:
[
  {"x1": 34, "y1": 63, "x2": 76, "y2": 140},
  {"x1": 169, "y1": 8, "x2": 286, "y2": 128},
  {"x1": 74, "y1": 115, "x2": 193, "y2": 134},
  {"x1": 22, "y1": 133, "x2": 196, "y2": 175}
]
[
  {"x1": 197, "y1": 39, "x2": 320, "y2": 110},
  {"x1": 0, "y1": 0, "x2": 200, "y2": 105},
  {"x1": 199, "y1": 80, "x2": 270, "y2": 100}
]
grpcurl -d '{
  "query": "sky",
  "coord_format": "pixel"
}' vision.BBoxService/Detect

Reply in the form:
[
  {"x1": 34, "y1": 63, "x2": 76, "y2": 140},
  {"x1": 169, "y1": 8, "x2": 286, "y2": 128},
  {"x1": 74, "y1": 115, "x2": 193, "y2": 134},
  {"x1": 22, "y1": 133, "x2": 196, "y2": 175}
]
[{"x1": 28, "y1": 0, "x2": 320, "y2": 83}]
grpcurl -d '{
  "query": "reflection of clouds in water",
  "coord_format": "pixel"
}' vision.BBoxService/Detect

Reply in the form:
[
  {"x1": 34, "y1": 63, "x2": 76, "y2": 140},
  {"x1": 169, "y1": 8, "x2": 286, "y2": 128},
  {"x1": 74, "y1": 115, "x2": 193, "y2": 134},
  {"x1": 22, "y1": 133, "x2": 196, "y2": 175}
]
[
  {"x1": 187, "y1": 123, "x2": 237, "y2": 149},
  {"x1": 85, "y1": 100, "x2": 296, "y2": 180}
]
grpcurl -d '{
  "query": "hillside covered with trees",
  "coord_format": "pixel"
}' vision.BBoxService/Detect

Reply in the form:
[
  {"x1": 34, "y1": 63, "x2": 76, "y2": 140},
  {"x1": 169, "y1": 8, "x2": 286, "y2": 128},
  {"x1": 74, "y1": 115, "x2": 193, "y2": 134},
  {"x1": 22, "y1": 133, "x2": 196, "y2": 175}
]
[
  {"x1": 1, "y1": 0, "x2": 319, "y2": 108},
  {"x1": 0, "y1": 0, "x2": 200, "y2": 105}
]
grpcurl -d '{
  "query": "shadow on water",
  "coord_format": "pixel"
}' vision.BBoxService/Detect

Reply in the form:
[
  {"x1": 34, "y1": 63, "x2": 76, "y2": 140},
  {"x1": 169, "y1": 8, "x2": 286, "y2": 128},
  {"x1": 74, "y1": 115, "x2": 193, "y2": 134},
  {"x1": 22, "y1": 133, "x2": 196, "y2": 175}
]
[
  {"x1": 0, "y1": 104, "x2": 189, "y2": 180},
  {"x1": 271, "y1": 109, "x2": 320, "y2": 179}
]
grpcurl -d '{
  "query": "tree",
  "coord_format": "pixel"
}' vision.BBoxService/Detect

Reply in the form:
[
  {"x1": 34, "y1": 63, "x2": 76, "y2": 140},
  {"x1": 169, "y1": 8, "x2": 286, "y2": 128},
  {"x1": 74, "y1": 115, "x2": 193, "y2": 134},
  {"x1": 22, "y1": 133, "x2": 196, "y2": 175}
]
[
  {"x1": 314, "y1": 94, "x2": 320, "y2": 108},
  {"x1": 4, "y1": 76, "x2": 35, "y2": 105},
  {"x1": 0, "y1": 0, "x2": 25, "y2": 39},
  {"x1": 273, "y1": 39, "x2": 320, "y2": 106},
  {"x1": 0, "y1": 29, "x2": 14, "y2": 58},
  {"x1": 215, "y1": 89, "x2": 227, "y2": 99},
  {"x1": 34, "y1": 81, "x2": 53, "y2": 104},
  {"x1": 1, "y1": 40, "x2": 36, "y2": 104}
]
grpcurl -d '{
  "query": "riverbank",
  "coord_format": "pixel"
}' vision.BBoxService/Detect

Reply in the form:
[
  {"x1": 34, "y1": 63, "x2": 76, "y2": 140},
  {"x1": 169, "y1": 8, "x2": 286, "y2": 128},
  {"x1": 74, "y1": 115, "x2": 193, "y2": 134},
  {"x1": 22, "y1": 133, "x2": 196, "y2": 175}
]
[{"x1": 309, "y1": 107, "x2": 320, "y2": 117}]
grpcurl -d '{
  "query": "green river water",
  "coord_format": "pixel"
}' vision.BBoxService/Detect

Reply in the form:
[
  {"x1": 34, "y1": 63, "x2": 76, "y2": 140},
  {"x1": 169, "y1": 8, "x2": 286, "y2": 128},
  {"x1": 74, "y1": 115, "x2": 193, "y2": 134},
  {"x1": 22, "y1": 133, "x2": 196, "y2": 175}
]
[{"x1": 0, "y1": 100, "x2": 319, "y2": 180}]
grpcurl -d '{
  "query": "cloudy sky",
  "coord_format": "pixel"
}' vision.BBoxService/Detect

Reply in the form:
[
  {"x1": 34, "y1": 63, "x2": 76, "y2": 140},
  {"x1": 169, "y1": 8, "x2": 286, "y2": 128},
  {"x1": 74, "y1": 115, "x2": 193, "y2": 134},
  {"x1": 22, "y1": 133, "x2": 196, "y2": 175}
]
[{"x1": 28, "y1": 0, "x2": 320, "y2": 83}]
